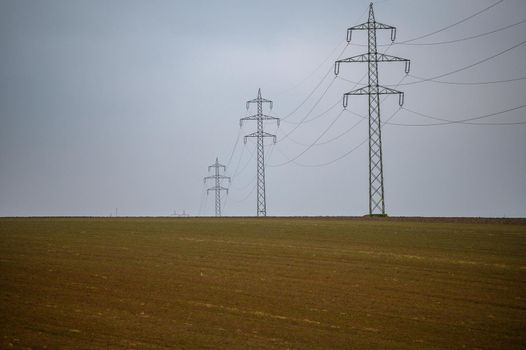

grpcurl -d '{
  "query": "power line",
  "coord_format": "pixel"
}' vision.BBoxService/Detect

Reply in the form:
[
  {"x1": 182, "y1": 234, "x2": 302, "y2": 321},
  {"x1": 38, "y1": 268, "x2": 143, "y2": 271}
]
[
  {"x1": 272, "y1": 4, "x2": 372, "y2": 100},
  {"x1": 281, "y1": 99, "x2": 340, "y2": 125},
  {"x1": 280, "y1": 66, "x2": 334, "y2": 121},
  {"x1": 399, "y1": 0, "x2": 505, "y2": 44},
  {"x1": 402, "y1": 40, "x2": 526, "y2": 86},
  {"x1": 197, "y1": 184, "x2": 206, "y2": 216},
  {"x1": 226, "y1": 127, "x2": 242, "y2": 168},
  {"x1": 340, "y1": 72, "x2": 526, "y2": 88},
  {"x1": 230, "y1": 175, "x2": 257, "y2": 192},
  {"x1": 230, "y1": 145, "x2": 253, "y2": 181},
  {"x1": 229, "y1": 181, "x2": 258, "y2": 205},
  {"x1": 399, "y1": 18, "x2": 526, "y2": 46},
  {"x1": 276, "y1": 42, "x2": 384, "y2": 141},
  {"x1": 286, "y1": 113, "x2": 364, "y2": 148},
  {"x1": 387, "y1": 105, "x2": 526, "y2": 126},
  {"x1": 350, "y1": 0, "x2": 507, "y2": 48},
  {"x1": 224, "y1": 143, "x2": 276, "y2": 209},
  {"x1": 271, "y1": 112, "x2": 401, "y2": 169},
  {"x1": 276, "y1": 108, "x2": 402, "y2": 168},
  {"x1": 277, "y1": 76, "x2": 337, "y2": 142},
  {"x1": 267, "y1": 41, "x2": 404, "y2": 170},
  {"x1": 338, "y1": 39, "x2": 526, "y2": 88},
  {"x1": 406, "y1": 74, "x2": 526, "y2": 86},
  {"x1": 280, "y1": 68, "x2": 369, "y2": 127},
  {"x1": 280, "y1": 43, "x2": 349, "y2": 122},
  {"x1": 264, "y1": 33, "x2": 398, "y2": 172},
  {"x1": 265, "y1": 6, "x2": 372, "y2": 126},
  {"x1": 274, "y1": 40, "x2": 347, "y2": 98},
  {"x1": 276, "y1": 76, "x2": 406, "y2": 156},
  {"x1": 269, "y1": 108, "x2": 347, "y2": 167}
]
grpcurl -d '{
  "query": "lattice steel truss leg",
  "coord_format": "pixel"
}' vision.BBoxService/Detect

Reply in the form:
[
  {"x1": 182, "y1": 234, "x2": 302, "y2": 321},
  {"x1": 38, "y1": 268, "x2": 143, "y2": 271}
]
[
  {"x1": 334, "y1": 3, "x2": 410, "y2": 215},
  {"x1": 204, "y1": 157, "x2": 230, "y2": 217},
  {"x1": 241, "y1": 89, "x2": 280, "y2": 217}
]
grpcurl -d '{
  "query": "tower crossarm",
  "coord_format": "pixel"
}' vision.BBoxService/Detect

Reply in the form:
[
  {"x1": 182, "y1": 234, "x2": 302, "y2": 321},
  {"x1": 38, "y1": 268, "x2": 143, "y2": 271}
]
[
  {"x1": 336, "y1": 53, "x2": 370, "y2": 65},
  {"x1": 240, "y1": 114, "x2": 281, "y2": 127},
  {"x1": 207, "y1": 186, "x2": 229, "y2": 194},
  {"x1": 377, "y1": 54, "x2": 411, "y2": 73},
  {"x1": 203, "y1": 175, "x2": 215, "y2": 183},
  {"x1": 208, "y1": 164, "x2": 226, "y2": 172},
  {"x1": 348, "y1": 21, "x2": 395, "y2": 31},
  {"x1": 203, "y1": 175, "x2": 230, "y2": 183},
  {"x1": 346, "y1": 3, "x2": 398, "y2": 42},
  {"x1": 246, "y1": 88, "x2": 273, "y2": 110},
  {"x1": 343, "y1": 85, "x2": 404, "y2": 107},
  {"x1": 343, "y1": 86, "x2": 370, "y2": 96},
  {"x1": 244, "y1": 131, "x2": 277, "y2": 144},
  {"x1": 335, "y1": 54, "x2": 410, "y2": 75},
  {"x1": 347, "y1": 22, "x2": 396, "y2": 42},
  {"x1": 246, "y1": 98, "x2": 273, "y2": 109}
]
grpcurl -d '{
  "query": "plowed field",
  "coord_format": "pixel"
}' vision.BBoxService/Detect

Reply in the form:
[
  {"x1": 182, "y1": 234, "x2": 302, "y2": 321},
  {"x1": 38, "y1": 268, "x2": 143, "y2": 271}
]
[{"x1": 1, "y1": 217, "x2": 525, "y2": 349}]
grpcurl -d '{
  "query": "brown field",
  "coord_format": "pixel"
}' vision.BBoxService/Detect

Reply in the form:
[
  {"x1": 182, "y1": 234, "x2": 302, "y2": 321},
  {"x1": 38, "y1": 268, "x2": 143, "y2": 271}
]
[{"x1": 0, "y1": 217, "x2": 525, "y2": 349}]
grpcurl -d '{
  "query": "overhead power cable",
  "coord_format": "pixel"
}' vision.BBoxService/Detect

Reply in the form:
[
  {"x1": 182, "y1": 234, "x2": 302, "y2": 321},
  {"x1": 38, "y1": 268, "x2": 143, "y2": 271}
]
[
  {"x1": 230, "y1": 142, "x2": 255, "y2": 181},
  {"x1": 226, "y1": 127, "x2": 242, "y2": 168},
  {"x1": 388, "y1": 105, "x2": 526, "y2": 126},
  {"x1": 274, "y1": 4, "x2": 370, "y2": 99},
  {"x1": 267, "y1": 41, "x2": 398, "y2": 167},
  {"x1": 337, "y1": 39, "x2": 526, "y2": 88},
  {"x1": 407, "y1": 74, "x2": 526, "y2": 86},
  {"x1": 275, "y1": 39, "x2": 347, "y2": 98},
  {"x1": 281, "y1": 99, "x2": 340, "y2": 125},
  {"x1": 273, "y1": 70, "x2": 409, "y2": 168},
  {"x1": 401, "y1": 39, "x2": 526, "y2": 86},
  {"x1": 400, "y1": 18, "x2": 526, "y2": 46},
  {"x1": 197, "y1": 184, "x2": 206, "y2": 216},
  {"x1": 281, "y1": 43, "x2": 349, "y2": 122},
  {"x1": 277, "y1": 76, "x2": 338, "y2": 142},
  {"x1": 286, "y1": 114, "x2": 364, "y2": 148},
  {"x1": 399, "y1": 0, "x2": 505, "y2": 44},
  {"x1": 229, "y1": 181, "x2": 257, "y2": 205},
  {"x1": 225, "y1": 143, "x2": 275, "y2": 208},
  {"x1": 269, "y1": 108, "x2": 347, "y2": 167},
  {"x1": 280, "y1": 66, "x2": 334, "y2": 121},
  {"x1": 277, "y1": 108, "x2": 402, "y2": 168},
  {"x1": 349, "y1": 0, "x2": 507, "y2": 48}
]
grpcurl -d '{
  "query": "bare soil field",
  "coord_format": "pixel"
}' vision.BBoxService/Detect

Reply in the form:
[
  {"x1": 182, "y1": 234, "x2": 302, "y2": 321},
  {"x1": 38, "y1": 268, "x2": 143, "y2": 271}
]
[{"x1": 0, "y1": 217, "x2": 525, "y2": 349}]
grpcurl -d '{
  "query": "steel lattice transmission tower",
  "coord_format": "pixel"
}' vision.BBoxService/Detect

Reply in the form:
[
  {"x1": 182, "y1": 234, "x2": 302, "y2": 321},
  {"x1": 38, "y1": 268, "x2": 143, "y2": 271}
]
[
  {"x1": 240, "y1": 88, "x2": 280, "y2": 217},
  {"x1": 204, "y1": 157, "x2": 230, "y2": 217},
  {"x1": 334, "y1": 3, "x2": 410, "y2": 216}
]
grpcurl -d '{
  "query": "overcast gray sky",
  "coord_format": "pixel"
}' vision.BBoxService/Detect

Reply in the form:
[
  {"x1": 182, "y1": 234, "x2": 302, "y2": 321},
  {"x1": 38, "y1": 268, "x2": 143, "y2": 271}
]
[{"x1": 1, "y1": 0, "x2": 525, "y2": 217}]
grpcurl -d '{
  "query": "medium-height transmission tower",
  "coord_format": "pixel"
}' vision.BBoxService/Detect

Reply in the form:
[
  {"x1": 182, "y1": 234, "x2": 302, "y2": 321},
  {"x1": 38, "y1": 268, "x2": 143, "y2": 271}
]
[
  {"x1": 240, "y1": 88, "x2": 280, "y2": 217},
  {"x1": 334, "y1": 3, "x2": 410, "y2": 216},
  {"x1": 204, "y1": 157, "x2": 230, "y2": 217}
]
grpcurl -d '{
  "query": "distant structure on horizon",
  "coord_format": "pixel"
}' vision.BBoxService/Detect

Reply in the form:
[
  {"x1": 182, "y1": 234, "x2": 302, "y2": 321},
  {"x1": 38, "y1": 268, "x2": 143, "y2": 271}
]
[
  {"x1": 204, "y1": 157, "x2": 230, "y2": 217},
  {"x1": 172, "y1": 210, "x2": 190, "y2": 217}
]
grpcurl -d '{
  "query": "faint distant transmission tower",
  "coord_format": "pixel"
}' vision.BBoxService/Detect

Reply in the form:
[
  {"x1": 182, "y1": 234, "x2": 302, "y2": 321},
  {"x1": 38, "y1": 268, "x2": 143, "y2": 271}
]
[
  {"x1": 334, "y1": 3, "x2": 410, "y2": 216},
  {"x1": 204, "y1": 157, "x2": 230, "y2": 217},
  {"x1": 240, "y1": 88, "x2": 280, "y2": 217}
]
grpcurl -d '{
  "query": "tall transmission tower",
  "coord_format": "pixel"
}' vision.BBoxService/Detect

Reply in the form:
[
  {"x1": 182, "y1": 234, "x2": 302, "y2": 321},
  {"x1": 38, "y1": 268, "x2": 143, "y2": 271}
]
[
  {"x1": 204, "y1": 157, "x2": 230, "y2": 217},
  {"x1": 240, "y1": 88, "x2": 280, "y2": 217},
  {"x1": 334, "y1": 3, "x2": 410, "y2": 216}
]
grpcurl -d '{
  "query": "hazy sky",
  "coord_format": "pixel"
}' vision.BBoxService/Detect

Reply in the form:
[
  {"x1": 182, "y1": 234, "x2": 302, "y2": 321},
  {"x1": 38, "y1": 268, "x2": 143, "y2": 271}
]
[{"x1": 1, "y1": 0, "x2": 525, "y2": 217}]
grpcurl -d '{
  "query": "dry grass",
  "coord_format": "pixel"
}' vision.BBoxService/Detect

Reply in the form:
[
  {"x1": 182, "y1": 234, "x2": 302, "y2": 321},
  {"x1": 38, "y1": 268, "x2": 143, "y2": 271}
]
[{"x1": 0, "y1": 217, "x2": 525, "y2": 349}]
